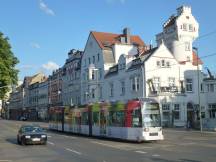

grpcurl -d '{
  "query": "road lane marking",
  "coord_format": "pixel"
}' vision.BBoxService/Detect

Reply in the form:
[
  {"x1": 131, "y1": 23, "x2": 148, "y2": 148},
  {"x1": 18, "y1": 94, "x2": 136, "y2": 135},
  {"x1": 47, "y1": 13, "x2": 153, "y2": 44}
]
[
  {"x1": 0, "y1": 160, "x2": 12, "y2": 162},
  {"x1": 91, "y1": 141, "x2": 127, "y2": 150},
  {"x1": 152, "y1": 154, "x2": 160, "y2": 157},
  {"x1": 62, "y1": 135, "x2": 77, "y2": 139},
  {"x1": 47, "y1": 141, "x2": 55, "y2": 146},
  {"x1": 65, "y1": 148, "x2": 82, "y2": 155},
  {"x1": 135, "y1": 151, "x2": 147, "y2": 154},
  {"x1": 47, "y1": 135, "x2": 52, "y2": 138}
]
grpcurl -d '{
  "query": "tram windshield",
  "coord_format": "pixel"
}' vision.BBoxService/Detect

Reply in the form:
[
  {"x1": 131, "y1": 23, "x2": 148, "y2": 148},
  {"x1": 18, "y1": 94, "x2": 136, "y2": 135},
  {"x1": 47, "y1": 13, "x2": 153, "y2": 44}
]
[{"x1": 142, "y1": 103, "x2": 161, "y2": 127}]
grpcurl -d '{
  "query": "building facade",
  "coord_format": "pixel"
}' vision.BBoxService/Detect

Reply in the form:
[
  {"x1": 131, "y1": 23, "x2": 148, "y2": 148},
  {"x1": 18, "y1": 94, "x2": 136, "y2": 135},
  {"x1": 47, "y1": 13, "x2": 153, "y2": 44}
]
[{"x1": 62, "y1": 49, "x2": 83, "y2": 106}]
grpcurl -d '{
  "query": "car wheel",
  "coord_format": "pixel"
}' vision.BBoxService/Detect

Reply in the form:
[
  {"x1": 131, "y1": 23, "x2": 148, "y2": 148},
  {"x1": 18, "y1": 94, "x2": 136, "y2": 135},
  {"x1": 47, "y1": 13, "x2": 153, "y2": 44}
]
[
  {"x1": 43, "y1": 141, "x2": 47, "y2": 145},
  {"x1": 21, "y1": 138, "x2": 26, "y2": 145}
]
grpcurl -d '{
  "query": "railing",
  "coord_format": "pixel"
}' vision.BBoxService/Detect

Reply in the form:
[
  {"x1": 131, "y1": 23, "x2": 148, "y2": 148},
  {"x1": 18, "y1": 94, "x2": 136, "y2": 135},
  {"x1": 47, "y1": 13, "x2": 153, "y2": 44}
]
[{"x1": 149, "y1": 86, "x2": 185, "y2": 95}]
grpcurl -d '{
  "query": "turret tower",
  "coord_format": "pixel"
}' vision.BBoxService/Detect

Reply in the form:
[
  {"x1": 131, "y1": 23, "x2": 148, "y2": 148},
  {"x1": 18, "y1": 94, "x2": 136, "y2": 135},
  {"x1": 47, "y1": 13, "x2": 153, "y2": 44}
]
[{"x1": 156, "y1": 6, "x2": 199, "y2": 62}]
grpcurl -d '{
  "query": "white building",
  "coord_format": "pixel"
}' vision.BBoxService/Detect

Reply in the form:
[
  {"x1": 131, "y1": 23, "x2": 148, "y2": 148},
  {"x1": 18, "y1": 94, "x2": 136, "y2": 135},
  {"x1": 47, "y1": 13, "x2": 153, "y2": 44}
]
[
  {"x1": 80, "y1": 6, "x2": 210, "y2": 128},
  {"x1": 81, "y1": 28, "x2": 145, "y2": 105}
]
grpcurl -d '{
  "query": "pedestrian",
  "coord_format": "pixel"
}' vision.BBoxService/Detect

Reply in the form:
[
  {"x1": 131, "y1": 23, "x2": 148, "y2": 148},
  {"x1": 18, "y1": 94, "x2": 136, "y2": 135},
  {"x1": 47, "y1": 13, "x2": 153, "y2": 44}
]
[{"x1": 187, "y1": 120, "x2": 191, "y2": 130}]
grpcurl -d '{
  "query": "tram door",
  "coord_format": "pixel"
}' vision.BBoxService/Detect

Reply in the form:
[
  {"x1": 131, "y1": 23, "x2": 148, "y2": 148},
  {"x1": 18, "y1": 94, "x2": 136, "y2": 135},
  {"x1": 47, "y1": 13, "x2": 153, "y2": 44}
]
[{"x1": 100, "y1": 110, "x2": 107, "y2": 136}]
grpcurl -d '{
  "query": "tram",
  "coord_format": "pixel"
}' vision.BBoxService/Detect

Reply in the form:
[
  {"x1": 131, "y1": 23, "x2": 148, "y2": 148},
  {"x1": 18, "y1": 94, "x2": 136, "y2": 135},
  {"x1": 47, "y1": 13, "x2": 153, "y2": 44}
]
[{"x1": 49, "y1": 98, "x2": 164, "y2": 141}]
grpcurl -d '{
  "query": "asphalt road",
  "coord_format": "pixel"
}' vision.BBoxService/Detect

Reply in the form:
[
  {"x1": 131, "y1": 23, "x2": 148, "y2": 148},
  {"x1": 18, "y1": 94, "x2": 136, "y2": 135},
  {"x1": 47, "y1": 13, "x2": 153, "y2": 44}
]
[{"x1": 0, "y1": 119, "x2": 216, "y2": 162}]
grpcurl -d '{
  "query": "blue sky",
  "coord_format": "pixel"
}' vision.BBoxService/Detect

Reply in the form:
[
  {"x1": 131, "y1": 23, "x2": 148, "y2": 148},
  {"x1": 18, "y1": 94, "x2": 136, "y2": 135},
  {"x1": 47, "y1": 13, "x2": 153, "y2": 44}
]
[{"x1": 0, "y1": 0, "x2": 216, "y2": 80}]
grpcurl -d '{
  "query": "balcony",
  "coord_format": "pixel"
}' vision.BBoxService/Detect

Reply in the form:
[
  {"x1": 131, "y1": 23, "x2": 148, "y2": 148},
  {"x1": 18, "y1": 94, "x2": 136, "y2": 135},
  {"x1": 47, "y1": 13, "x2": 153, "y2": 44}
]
[{"x1": 149, "y1": 86, "x2": 185, "y2": 96}]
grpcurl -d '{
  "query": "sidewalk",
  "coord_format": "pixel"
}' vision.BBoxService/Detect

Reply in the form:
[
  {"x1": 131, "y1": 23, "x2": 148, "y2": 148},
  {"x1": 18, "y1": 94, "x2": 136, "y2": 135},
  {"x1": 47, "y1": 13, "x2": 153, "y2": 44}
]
[{"x1": 163, "y1": 127, "x2": 216, "y2": 134}]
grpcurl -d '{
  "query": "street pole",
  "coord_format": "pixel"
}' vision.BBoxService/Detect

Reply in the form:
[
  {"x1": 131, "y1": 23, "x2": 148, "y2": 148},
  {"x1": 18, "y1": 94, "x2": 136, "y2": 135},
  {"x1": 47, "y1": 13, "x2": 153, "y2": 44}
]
[{"x1": 196, "y1": 48, "x2": 203, "y2": 132}]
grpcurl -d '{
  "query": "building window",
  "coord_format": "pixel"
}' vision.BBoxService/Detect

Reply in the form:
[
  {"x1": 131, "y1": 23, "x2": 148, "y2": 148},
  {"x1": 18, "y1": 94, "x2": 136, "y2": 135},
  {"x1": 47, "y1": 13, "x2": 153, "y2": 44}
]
[
  {"x1": 183, "y1": 23, "x2": 187, "y2": 31},
  {"x1": 156, "y1": 61, "x2": 160, "y2": 67},
  {"x1": 99, "y1": 68, "x2": 102, "y2": 79},
  {"x1": 99, "y1": 86, "x2": 102, "y2": 99},
  {"x1": 174, "y1": 104, "x2": 180, "y2": 120},
  {"x1": 186, "y1": 79, "x2": 193, "y2": 92},
  {"x1": 97, "y1": 53, "x2": 100, "y2": 62},
  {"x1": 162, "y1": 104, "x2": 170, "y2": 111},
  {"x1": 189, "y1": 24, "x2": 193, "y2": 32},
  {"x1": 91, "y1": 89, "x2": 95, "y2": 99},
  {"x1": 110, "y1": 83, "x2": 114, "y2": 97},
  {"x1": 208, "y1": 104, "x2": 216, "y2": 118},
  {"x1": 185, "y1": 42, "x2": 190, "y2": 51},
  {"x1": 88, "y1": 57, "x2": 91, "y2": 64},
  {"x1": 166, "y1": 61, "x2": 170, "y2": 68},
  {"x1": 93, "y1": 56, "x2": 95, "y2": 64},
  {"x1": 120, "y1": 81, "x2": 125, "y2": 95},
  {"x1": 92, "y1": 70, "x2": 95, "y2": 80},
  {"x1": 186, "y1": 56, "x2": 190, "y2": 61},
  {"x1": 168, "y1": 77, "x2": 175, "y2": 87},
  {"x1": 131, "y1": 77, "x2": 140, "y2": 91},
  {"x1": 153, "y1": 77, "x2": 160, "y2": 92},
  {"x1": 161, "y1": 60, "x2": 165, "y2": 67},
  {"x1": 207, "y1": 84, "x2": 214, "y2": 92},
  {"x1": 162, "y1": 104, "x2": 170, "y2": 125},
  {"x1": 84, "y1": 59, "x2": 86, "y2": 66},
  {"x1": 201, "y1": 83, "x2": 203, "y2": 92}
]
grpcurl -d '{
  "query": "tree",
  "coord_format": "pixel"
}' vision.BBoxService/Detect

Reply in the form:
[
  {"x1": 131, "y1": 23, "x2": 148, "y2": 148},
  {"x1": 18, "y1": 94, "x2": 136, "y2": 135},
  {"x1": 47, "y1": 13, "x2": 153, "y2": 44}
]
[{"x1": 0, "y1": 32, "x2": 19, "y2": 99}]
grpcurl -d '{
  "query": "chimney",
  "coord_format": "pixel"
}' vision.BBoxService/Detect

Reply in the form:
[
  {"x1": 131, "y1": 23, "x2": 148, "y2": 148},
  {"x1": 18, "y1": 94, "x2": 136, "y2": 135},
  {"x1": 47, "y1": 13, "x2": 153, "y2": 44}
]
[{"x1": 123, "y1": 28, "x2": 130, "y2": 44}]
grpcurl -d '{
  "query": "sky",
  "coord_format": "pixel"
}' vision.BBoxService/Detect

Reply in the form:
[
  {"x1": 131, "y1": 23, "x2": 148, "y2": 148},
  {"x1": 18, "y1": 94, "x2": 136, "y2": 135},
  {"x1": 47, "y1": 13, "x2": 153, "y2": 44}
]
[{"x1": 0, "y1": 0, "x2": 216, "y2": 81}]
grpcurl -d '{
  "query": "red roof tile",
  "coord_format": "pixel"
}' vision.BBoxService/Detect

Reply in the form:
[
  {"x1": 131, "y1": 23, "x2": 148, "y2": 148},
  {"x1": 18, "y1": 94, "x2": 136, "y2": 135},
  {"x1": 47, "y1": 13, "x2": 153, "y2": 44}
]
[
  {"x1": 91, "y1": 31, "x2": 145, "y2": 49},
  {"x1": 192, "y1": 51, "x2": 203, "y2": 65}
]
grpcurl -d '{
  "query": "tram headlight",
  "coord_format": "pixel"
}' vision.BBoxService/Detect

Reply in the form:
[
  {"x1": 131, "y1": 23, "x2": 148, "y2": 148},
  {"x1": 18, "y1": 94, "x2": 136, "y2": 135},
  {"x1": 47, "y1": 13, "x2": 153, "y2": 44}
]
[{"x1": 144, "y1": 128, "x2": 149, "y2": 132}]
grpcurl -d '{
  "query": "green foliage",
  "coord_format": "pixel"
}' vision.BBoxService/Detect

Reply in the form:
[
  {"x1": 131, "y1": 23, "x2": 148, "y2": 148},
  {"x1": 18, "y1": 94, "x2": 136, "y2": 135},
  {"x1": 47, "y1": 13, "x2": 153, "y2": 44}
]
[{"x1": 0, "y1": 32, "x2": 19, "y2": 99}]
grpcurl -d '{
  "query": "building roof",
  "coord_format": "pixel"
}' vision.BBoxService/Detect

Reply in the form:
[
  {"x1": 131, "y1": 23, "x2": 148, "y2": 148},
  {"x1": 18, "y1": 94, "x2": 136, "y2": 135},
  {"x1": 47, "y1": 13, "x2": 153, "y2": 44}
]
[
  {"x1": 104, "y1": 64, "x2": 118, "y2": 78},
  {"x1": 192, "y1": 51, "x2": 203, "y2": 66},
  {"x1": 163, "y1": 15, "x2": 177, "y2": 28},
  {"x1": 91, "y1": 31, "x2": 145, "y2": 49},
  {"x1": 179, "y1": 51, "x2": 203, "y2": 65}
]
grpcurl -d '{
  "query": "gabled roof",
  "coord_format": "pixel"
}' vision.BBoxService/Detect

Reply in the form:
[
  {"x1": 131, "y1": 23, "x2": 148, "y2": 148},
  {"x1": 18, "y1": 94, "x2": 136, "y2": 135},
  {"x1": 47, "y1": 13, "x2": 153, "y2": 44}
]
[{"x1": 91, "y1": 31, "x2": 145, "y2": 49}]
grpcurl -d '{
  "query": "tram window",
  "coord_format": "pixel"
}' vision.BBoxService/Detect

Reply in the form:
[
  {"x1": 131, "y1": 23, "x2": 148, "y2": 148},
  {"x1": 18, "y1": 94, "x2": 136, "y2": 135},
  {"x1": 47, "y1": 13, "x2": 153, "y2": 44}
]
[
  {"x1": 81, "y1": 112, "x2": 89, "y2": 125},
  {"x1": 109, "y1": 111, "x2": 125, "y2": 127},
  {"x1": 93, "y1": 112, "x2": 99, "y2": 126},
  {"x1": 132, "y1": 109, "x2": 142, "y2": 127}
]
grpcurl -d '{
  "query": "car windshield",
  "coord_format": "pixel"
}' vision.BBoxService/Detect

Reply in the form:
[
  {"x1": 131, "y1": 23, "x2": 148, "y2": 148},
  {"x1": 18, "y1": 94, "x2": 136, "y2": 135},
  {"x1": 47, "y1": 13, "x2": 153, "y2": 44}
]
[{"x1": 23, "y1": 126, "x2": 43, "y2": 133}]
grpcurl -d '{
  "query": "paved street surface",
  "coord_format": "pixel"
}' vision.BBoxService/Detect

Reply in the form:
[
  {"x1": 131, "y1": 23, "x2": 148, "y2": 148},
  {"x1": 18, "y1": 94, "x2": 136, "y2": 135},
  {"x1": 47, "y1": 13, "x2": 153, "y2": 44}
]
[{"x1": 0, "y1": 119, "x2": 216, "y2": 162}]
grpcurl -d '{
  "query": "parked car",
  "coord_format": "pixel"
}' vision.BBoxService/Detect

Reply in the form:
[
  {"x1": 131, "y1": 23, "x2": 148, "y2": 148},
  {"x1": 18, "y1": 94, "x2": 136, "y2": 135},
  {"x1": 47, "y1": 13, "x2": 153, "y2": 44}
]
[
  {"x1": 19, "y1": 116, "x2": 27, "y2": 121},
  {"x1": 17, "y1": 125, "x2": 47, "y2": 145}
]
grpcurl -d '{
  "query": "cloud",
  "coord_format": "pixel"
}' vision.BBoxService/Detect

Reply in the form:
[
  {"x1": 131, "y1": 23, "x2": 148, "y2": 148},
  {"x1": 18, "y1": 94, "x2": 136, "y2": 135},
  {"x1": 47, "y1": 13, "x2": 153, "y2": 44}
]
[
  {"x1": 39, "y1": 0, "x2": 55, "y2": 16},
  {"x1": 106, "y1": 0, "x2": 126, "y2": 4},
  {"x1": 42, "y1": 61, "x2": 59, "y2": 71},
  {"x1": 30, "y1": 42, "x2": 41, "y2": 49}
]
